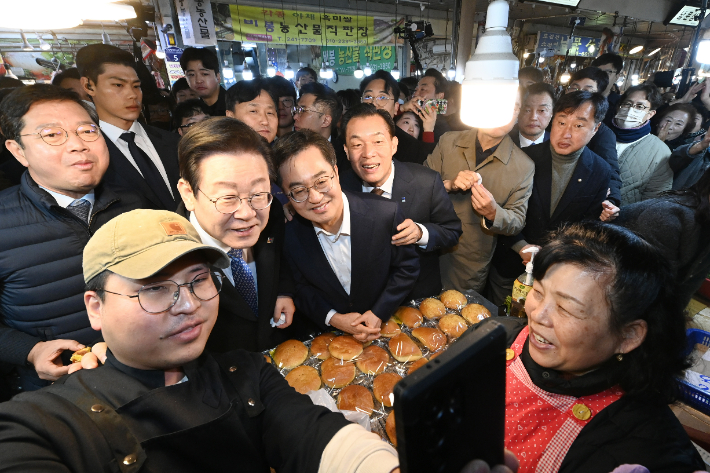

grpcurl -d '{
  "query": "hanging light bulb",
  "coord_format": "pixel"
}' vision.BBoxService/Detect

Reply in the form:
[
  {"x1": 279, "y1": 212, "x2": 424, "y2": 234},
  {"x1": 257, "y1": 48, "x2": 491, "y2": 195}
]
[
  {"x1": 588, "y1": 44, "x2": 595, "y2": 54},
  {"x1": 538, "y1": 56, "x2": 545, "y2": 64},
  {"x1": 570, "y1": 62, "x2": 577, "y2": 69},
  {"x1": 523, "y1": 52, "x2": 530, "y2": 58},
  {"x1": 391, "y1": 65, "x2": 400, "y2": 80},
  {"x1": 36, "y1": 33, "x2": 51, "y2": 51},
  {"x1": 319, "y1": 63, "x2": 327, "y2": 78},
  {"x1": 267, "y1": 62, "x2": 277, "y2": 77},
  {"x1": 102, "y1": 30, "x2": 112, "y2": 45},
  {"x1": 354, "y1": 62, "x2": 364, "y2": 79},
  {"x1": 242, "y1": 60, "x2": 253, "y2": 80},
  {"x1": 560, "y1": 70, "x2": 571, "y2": 84},
  {"x1": 363, "y1": 63, "x2": 372, "y2": 75},
  {"x1": 447, "y1": 66, "x2": 456, "y2": 80},
  {"x1": 442, "y1": 66, "x2": 449, "y2": 77},
  {"x1": 284, "y1": 63, "x2": 295, "y2": 80},
  {"x1": 20, "y1": 31, "x2": 34, "y2": 51},
  {"x1": 155, "y1": 41, "x2": 166, "y2": 59}
]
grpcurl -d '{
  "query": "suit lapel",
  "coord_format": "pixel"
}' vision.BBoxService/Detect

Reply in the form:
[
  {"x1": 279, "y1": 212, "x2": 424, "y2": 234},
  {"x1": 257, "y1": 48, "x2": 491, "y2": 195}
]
[
  {"x1": 391, "y1": 160, "x2": 414, "y2": 214},
  {"x1": 346, "y1": 193, "x2": 373, "y2": 304},
  {"x1": 253, "y1": 226, "x2": 276, "y2": 322},
  {"x1": 143, "y1": 125, "x2": 180, "y2": 189},
  {"x1": 550, "y1": 148, "x2": 594, "y2": 222},
  {"x1": 534, "y1": 146, "x2": 553, "y2": 223},
  {"x1": 105, "y1": 138, "x2": 163, "y2": 208}
]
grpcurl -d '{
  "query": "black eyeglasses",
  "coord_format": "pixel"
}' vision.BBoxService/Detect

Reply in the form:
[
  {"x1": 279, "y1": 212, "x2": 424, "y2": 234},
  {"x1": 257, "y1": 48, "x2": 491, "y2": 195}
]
[
  {"x1": 20, "y1": 124, "x2": 101, "y2": 146},
  {"x1": 287, "y1": 175, "x2": 335, "y2": 203},
  {"x1": 291, "y1": 106, "x2": 324, "y2": 116},
  {"x1": 619, "y1": 102, "x2": 650, "y2": 111},
  {"x1": 102, "y1": 271, "x2": 223, "y2": 314},
  {"x1": 198, "y1": 188, "x2": 273, "y2": 213},
  {"x1": 361, "y1": 95, "x2": 395, "y2": 104}
]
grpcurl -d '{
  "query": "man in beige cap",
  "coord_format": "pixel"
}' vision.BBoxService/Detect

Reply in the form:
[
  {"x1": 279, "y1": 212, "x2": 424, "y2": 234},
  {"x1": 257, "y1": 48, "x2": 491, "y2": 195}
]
[{"x1": 0, "y1": 209, "x2": 400, "y2": 473}]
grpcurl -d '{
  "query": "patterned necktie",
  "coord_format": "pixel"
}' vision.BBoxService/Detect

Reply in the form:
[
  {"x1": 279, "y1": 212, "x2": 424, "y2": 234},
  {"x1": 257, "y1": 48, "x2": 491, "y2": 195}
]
[
  {"x1": 67, "y1": 199, "x2": 91, "y2": 222},
  {"x1": 227, "y1": 248, "x2": 258, "y2": 316},
  {"x1": 370, "y1": 188, "x2": 385, "y2": 196}
]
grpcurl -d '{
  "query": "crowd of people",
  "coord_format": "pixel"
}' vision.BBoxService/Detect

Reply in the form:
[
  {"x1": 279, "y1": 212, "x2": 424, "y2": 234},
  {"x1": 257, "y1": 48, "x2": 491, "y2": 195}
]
[{"x1": 0, "y1": 43, "x2": 708, "y2": 472}]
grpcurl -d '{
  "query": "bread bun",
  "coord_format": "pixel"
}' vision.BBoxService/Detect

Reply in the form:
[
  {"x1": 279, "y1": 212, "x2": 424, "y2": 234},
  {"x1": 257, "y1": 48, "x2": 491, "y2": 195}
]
[
  {"x1": 411, "y1": 327, "x2": 447, "y2": 352},
  {"x1": 337, "y1": 385, "x2": 374, "y2": 415},
  {"x1": 373, "y1": 372, "x2": 402, "y2": 407},
  {"x1": 388, "y1": 333, "x2": 423, "y2": 362},
  {"x1": 285, "y1": 365, "x2": 321, "y2": 394},
  {"x1": 310, "y1": 333, "x2": 336, "y2": 360},
  {"x1": 328, "y1": 335, "x2": 364, "y2": 361},
  {"x1": 461, "y1": 303, "x2": 492, "y2": 325},
  {"x1": 408, "y1": 357, "x2": 428, "y2": 375},
  {"x1": 419, "y1": 298, "x2": 447, "y2": 320},
  {"x1": 70, "y1": 347, "x2": 91, "y2": 364},
  {"x1": 273, "y1": 340, "x2": 308, "y2": 369},
  {"x1": 394, "y1": 306, "x2": 423, "y2": 328},
  {"x1": 381, "y1": 319, "x2": 401, "y2": 338},
  {"x1": 355, "y1": 345, "x2": 390, "y2": 375},
  {"x1": 321, "y1": 357, "x2": 357, "y2": 388},
  {"x1": 438, "y1": 314, "x2": 468, "y2": 338},
  {"x1": 385, "y1": 411, "x2": 397, "y2": 446},
  {"x1": 440, "y1": 290, "x2": 467, "y2": 310}
]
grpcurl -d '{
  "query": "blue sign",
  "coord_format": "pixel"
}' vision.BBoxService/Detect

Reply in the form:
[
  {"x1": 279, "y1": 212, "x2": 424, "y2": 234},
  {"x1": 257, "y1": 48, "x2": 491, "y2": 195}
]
[
  {"x1": 536, "y1": 31, "x2": 599, "y2": 57},
  {"x1": 165, "y1": 47, "x2": 184, "y2": 63}
]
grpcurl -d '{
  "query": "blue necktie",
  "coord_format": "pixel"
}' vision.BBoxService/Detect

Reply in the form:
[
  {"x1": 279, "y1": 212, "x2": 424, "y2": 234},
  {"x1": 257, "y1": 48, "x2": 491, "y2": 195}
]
[
  {"x1": 67, "y1": 199, "x2": 91, "y2": 222},
  {"x1": 228, "y1": 248, "x2": 258, "y2": 316}
]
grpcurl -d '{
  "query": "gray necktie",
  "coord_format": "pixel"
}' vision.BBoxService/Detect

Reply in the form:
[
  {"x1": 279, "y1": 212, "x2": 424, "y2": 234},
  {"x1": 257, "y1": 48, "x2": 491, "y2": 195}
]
[{"x1": 67, "y1": 199, "x2": 91, "y2": 222}]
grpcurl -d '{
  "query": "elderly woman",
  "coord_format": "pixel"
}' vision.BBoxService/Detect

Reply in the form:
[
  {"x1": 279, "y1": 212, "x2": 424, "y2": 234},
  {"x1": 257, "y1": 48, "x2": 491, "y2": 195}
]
[
  {"x1": 486, "y1": 221, "x2": 703, "y2": 472},
  {"x1": 655, "y1": 103, "x2": 697, "y2": 149}
]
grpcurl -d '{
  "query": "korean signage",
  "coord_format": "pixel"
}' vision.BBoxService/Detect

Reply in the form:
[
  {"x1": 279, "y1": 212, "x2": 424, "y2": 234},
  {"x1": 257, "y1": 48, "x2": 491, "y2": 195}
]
[
  {"x1": 323, "y1": 46, "x2": 396, "y2": 75},
  {"x1": 227, "y1": 5, "x2": 374, "y2": 46},
  {"x1": 535, "y1": 31, "x2": 599, "y2": 57},
  {"x1": 165, "y1": 47, "x2": 185, "y2": 86},
  {"x1": 175, "y1": 0, "x2": 217, "y2": 46}
]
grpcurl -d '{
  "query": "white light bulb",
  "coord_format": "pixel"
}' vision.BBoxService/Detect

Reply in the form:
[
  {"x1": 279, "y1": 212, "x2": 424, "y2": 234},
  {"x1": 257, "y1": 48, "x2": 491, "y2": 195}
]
[
  {"x1": 391, "y1": 66, "x2": 400, "y2": 80},
  {"x1": 242, "y1": 61, "x2": 253, "y2": 80},
  {"x1": 560, "y1": 71, "x2": 571, "y2": 84},
  {"x1": 447, "y1": 68, "x2": 456, "y2": 79},
  {"x1": 319, "y1": 65, "x2": 327, "y2": 78},
  {"x1": 629, "y1": 45, "x2": 644, "y2": 55},
  {"x1": 588, "y1": 44, "x2": 595, "y2": 53},
  {"x1": 364, "y1": 64, "x2": 372, "y2": 75},
  {"x1": 354, "y1": 63, "x2": 364, "y2": 79},
  {"x1": 267, "y1": 64, "x2": 276, "y2": 77},
  {"x1": 523, "y1": 52, "x2": 530, "y2": 58},
  {"x1": 698, "y1": 41, "x2": 710, "y2": 64},
  {"x1": 222, "y1": 68, "x2": 234, "y2": 79},
  {"x1": 284, "y1": 64, "x2": 295, "y2": 80},
  {"x1": 570, "y1": 62, "x2": 577, "y2": 69},
  {"x1": 538, "y1": 57, "x2": 545, "y2": 64}
]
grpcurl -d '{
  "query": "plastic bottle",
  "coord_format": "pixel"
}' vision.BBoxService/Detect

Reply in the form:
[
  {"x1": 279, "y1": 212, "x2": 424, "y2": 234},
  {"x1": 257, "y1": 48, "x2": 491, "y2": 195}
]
[{"x1": 509, "y1": 246, "x2": 539, "y2": 318}]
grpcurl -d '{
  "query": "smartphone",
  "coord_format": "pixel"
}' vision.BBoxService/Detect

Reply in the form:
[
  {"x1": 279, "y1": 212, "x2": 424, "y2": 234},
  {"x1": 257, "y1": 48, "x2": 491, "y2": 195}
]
[
  {"x1": 393, "y1": 320, "x2": 506, "y2": 473},
  {"x1": 416, "y1": 98, "x2": 448, "y2": 114}
]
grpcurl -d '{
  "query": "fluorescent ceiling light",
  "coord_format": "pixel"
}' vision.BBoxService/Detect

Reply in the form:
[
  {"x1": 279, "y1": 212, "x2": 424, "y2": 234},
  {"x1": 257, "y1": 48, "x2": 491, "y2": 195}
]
[
  {"x1": 647, "y1": 48, "x2": 661, "y2": 56},
  {"x1": 629, "y1": 45, "x2": 644, "y2": 54}
]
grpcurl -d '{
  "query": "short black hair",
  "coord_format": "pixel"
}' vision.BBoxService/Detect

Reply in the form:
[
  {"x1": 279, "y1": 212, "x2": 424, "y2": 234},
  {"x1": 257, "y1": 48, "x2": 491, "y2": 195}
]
[
  {"x1": 174, "y1": 99, "x2": 210, "y2": 129},
  {"x1": 422, "y1": 68, "x2": 447, "y2": 94},
  {"x1": 170, "y1": 77, "x2": 192, "y2": 100},
  {"x1": 76, "y1": 44, "x2": 135, "y2": 85},
  {"x1": 52, "y1": 68, "x2": 81, "y2": 87},
  {"x1": 300, "y1": 82, "x2": 341, "y2": 132},
  {"x1": 592, "y1": 53, "x2": 624, "y2": 74},
  {"x1": 553, "y1": 90, "x2": 608, "y2": 123},
  {"x1": 272, "y1": 130, "x2": 336, "y2": 187},
  {"x1": 523, "y1": 82, "x2": 556, "y2": 105},
  {"x1": 398, "y1": 81, "x2": 411, "y2": 99},
  {"x1": 620, "y1": 83, "x2": 663, "y2": 111},
  {"x1": 85, "y1": 270, "x2": 112, "y2": 302},
  {"x1": 570, "y1": 67, "x2": 609, "y2": 94},
  {"x1": 518, "y1": 66, "x2": 544, "y2": 84},
  {"x1": 0, "y1": 77, "x2": 24, "y2": 89},
  {"x1": 360, "y1": 70, "x2": 400, "y2": 99},
  {"x1": 340, "y1": 103, "x2": 396, "y2": 139},
  {"x1": 179, "y1": 47, "x2": 220, "y2": 74},
  {"x1": 0, "y1": 84, "x2": 98, "y2": 146},
  {"x1": 296, "y1": 67, "x2": 317, "y2": 82},
  {"x1": 534, "y1": 221, "x2": 689, "y2": 403},
  {"x1": 225, "y1": 77, "x2": 278, "y2": 112},
  {"x1": 337, "y1": 89, "x2": 361, "y2": 114},
  {"x1": 266, "y1": 76, "x2": 297, "y2": 101}
]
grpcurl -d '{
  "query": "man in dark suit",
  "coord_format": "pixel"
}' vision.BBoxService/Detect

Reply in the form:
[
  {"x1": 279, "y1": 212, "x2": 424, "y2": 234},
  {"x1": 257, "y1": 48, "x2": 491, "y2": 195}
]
[
  {"x1": 509, "y1": 82, "x2": 554, "y2": 148},
  {"x1": 273, "y1": 131, "x2": 420, "y2": 341},
  {"x1": 77, "y1": 44, "x2": 180, "y2": 211},
  {"x1": 338, "y1": 104, "x2": 462, "y2": 300},
  {"x1": 175, "y1": 118, "x2": 311, "y2": 352},
  {"x1": 488, "y1": 91, "x2": 613, "y2": 304}
]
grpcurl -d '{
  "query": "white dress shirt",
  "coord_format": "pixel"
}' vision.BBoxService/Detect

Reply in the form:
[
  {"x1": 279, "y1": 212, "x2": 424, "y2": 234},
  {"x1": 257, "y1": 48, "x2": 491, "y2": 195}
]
[
  {"x1": 361, "y1": 162, "x2": 429, "y2": 247},
  {"x1": 314, "y1": 193, "x2": 352, "y2": 325},
  {"x1": 99, "y1": 120, "x2": 174, "y2": 198},
  {"x1": 189, "y1": 212, "x2": 257, "y2": 291},
  {"x1": 519, "y1": 132, "x2": 545, "y2": 148},
  {"x1": 39, "y1": 186, "x2": 95, "y2": 215}
]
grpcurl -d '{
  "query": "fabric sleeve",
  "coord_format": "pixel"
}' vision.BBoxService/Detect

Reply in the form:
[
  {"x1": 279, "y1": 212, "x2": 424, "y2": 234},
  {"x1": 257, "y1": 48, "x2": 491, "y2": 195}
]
[
  {"x1": 423, "y1": 140, "x2": 445, "y2": 174},
  {"x1": 641, "y1": 147, "x2": 673, "y2": 201},
  {"x1": 318, "y1": 424, "x2": 399, "y2": 473},
  {"x1": 0, "y1": 320, "x2": 41, "y2": 367},
  {"x1": 486, "y1": 163, "x2": 535, "y2": 236},
  {"x1": 422, "y1": 131, "x2": 435, "y2": 144},
  {"x1": 419, "y1": 172, "x2": 462, "y2": 252}
]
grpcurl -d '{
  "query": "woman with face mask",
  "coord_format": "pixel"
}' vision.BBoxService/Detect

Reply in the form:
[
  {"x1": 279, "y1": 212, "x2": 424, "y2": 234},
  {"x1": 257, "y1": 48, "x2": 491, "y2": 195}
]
[{"x1": 611, "y1": 84, "x2": 673, "y2": 205}]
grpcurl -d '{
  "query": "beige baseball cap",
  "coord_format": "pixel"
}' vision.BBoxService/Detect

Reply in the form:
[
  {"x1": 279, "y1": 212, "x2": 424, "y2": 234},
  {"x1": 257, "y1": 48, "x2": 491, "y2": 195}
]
[{"x1": 83, "y1": 209, "x2": 230, "y2": 283}]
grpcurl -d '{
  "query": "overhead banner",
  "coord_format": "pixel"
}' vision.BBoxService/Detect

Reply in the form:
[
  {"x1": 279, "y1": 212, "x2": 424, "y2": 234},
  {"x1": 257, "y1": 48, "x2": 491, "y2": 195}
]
[
  {"x1": 535, "y1": 31, "x2": 600, "y2": 57},
  {"x1": 323, "y1": 46, "x2": 396, "y2": 75},
  {"x1": 175, "y1": 0, "x2": 218, "y2": 46},
  {"x1": 224, "y1": 5, "x2": 374, "y2": 46}
]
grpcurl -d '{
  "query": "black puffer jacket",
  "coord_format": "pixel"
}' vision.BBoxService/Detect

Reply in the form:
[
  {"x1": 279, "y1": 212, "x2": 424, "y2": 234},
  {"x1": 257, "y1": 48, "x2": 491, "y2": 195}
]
[{"x1": 0, "y1": 172, "x2": 145, "y2": 386}]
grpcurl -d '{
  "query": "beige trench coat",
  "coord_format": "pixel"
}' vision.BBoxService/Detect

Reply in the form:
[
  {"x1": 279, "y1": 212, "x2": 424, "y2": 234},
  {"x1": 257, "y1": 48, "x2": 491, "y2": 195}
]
[{"x1": 425, "y1": 130, "x2": 535, "y2": 293}]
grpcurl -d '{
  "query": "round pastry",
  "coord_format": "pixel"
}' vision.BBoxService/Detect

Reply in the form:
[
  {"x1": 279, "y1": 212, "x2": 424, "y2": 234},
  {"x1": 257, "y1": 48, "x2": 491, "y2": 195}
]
[
  {"x1": 373, "y1": 372, "x2": 402, "y2": 407},
  {"x1": 440, "y1": 289, "x2": 468, "y2": 310},
  {"x1": 310, "y1": 333, "x2": 336, "y2": 360},
  {"x1": 419, "y1": 298, "x2": 447, "y2": 320},
  {"x1": 381, "y1": 319, "x2": 401, "y2": 338},
  {"x1": 337, "y1": 385, "x2": 375, "y2": 415},
  {"x1": 438, "y1": 314, "x2": 469, "y2": 339},
  {"x1": 394, "y1": 306, "x2": 423, "y2": 329},
  {"x1": 386, "y1": 411, "x2": 397, "y2": 446},
  {"x1": 273, "y1": 340, "x2": 308, "y2": 369},
  {"x1": 408, "y1": 357, "x2": 428, "y2": 375},
  {"x1": 411, "y1": 327, "x2": 447, "y2": 352},
  {"x1": 320, "y1": 357, "x2": 357, "y2": 388},
  {"x1": 329, "y1": 335, "x2": 364, "y2": 361},
  {"x1": 355, "y1": 345, "x2": 390, "y2": 375},
  {"x1": 285, "y1": 365, "x2": 321, "y2": 394},
  {"x1": 388, "y1": 333, "x2": 423, "y2": 363},
  {"x1": 461, "y1": 303, "x2": 492, "y2": 325}
]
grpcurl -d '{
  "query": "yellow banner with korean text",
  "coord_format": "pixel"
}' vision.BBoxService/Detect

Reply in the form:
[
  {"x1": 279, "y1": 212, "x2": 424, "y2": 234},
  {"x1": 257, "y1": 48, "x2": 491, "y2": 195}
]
[{"x1": 227, "y1": 5, "x2": 374, "y2": 46}]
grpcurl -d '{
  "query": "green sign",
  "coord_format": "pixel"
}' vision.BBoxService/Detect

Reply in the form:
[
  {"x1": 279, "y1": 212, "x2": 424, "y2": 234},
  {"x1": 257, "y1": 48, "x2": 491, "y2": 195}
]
[{"x1": 323, "y1": 45, "x2": 396, "y2": 76}]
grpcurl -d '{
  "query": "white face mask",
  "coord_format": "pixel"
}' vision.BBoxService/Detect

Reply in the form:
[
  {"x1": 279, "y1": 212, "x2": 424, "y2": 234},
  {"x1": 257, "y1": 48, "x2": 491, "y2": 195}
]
[{"x1": 615, "y1": 107, "x2": 648, "y2": 129}]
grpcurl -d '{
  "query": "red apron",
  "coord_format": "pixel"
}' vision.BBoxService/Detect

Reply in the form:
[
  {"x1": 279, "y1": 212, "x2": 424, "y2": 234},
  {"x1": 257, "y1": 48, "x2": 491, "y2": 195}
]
[{"x1": 505, "y1": 327, "x2": 623, "y2": 473}]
